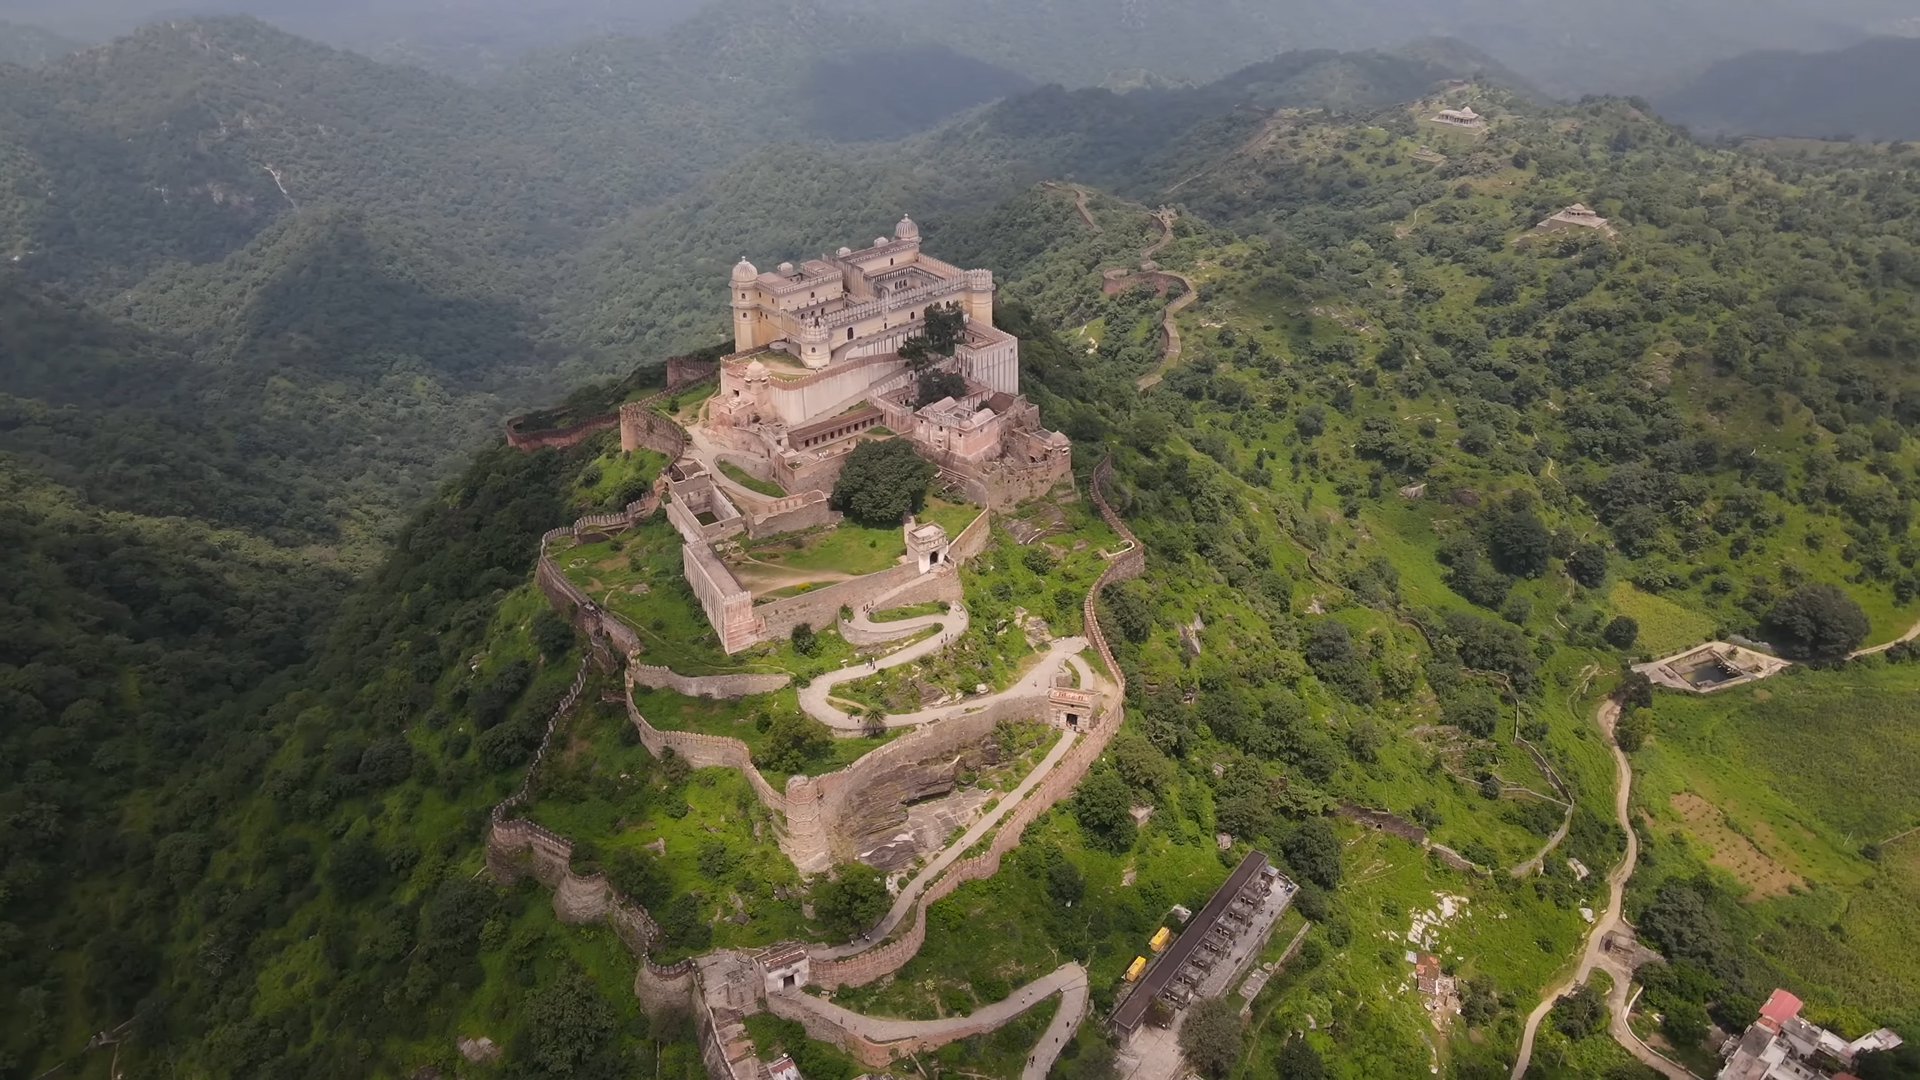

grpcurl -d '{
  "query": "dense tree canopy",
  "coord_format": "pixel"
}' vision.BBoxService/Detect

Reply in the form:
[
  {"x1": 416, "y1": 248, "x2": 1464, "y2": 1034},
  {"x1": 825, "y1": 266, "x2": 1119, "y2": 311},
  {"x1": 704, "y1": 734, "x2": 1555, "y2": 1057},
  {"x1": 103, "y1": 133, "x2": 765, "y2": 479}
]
[
  {"x1": 1767, "y1": 583, "x2": 1871, "y2": 659},
  {"x1": 830, "y1": 439, "x2": 936, "y2": 526}
]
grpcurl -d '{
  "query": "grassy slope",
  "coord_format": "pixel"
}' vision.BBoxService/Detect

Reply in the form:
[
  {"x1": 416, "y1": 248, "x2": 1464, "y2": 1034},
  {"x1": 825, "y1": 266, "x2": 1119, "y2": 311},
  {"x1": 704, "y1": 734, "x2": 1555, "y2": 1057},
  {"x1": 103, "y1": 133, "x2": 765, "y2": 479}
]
[{"x1": 1631, "y1": 661, "x2": 1920, "y2": 1032}]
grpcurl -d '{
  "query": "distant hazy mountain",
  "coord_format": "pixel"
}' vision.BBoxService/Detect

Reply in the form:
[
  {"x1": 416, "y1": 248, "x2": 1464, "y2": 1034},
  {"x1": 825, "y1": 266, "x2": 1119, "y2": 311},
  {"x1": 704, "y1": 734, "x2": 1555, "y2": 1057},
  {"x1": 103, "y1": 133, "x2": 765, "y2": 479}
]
[
  {"x1": 5, "y1": 0, "x2": 1914, "y2": 92},
  {"x1": 1656, "y1": 37, "x2": 1920, "y2": 141},
  {"x1": 823, "y1": 0, "x2": 1910, "y2": 97},
  {"x1": 0, "y1": 18, "x2": 78, "y2": 64}
]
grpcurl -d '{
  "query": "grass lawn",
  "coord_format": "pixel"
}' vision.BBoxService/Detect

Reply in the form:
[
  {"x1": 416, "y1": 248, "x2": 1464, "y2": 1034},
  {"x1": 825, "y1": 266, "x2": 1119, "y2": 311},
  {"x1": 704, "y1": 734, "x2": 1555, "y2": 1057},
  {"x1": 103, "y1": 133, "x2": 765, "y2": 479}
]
[
  {"x1": 1608, "y1": 582, "x2": 1717, "y2": 657},
  {"x1": 872, "y1": 601, "x2": 948, "y2": 623},
  {"x1": 720, "y1": 460, "x2": 786, "y2": 498},
  {"x1": 1630, "y1": 659, "x2": 1920, "y2": 1029}
]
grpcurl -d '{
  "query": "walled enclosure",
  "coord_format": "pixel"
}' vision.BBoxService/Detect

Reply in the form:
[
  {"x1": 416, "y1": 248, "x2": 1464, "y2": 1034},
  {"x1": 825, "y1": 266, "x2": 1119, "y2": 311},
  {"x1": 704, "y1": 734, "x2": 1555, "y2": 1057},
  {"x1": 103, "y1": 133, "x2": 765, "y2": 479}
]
[{"x1": 490, "y1": 457, "x2": 1144, "y2": 1075}]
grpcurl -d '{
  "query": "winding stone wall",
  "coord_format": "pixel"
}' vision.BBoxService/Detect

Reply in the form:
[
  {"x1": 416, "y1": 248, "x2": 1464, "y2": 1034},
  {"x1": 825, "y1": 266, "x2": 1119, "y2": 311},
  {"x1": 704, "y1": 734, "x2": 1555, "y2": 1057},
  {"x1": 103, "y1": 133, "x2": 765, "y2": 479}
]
[
  {"x1": 507, "y1": 412, "x2": 618, "y2": 451},
  {"x1": 631, "y1": 666, "x2": 791, "y2": 698}
]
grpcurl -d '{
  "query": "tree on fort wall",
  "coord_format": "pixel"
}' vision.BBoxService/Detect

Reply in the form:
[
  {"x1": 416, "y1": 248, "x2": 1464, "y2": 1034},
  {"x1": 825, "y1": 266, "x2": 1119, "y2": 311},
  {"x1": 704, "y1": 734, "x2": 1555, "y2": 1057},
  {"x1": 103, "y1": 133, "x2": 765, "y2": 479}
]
[{"x1": 898, "y1": 302, "x2": 966, "y2": 374}]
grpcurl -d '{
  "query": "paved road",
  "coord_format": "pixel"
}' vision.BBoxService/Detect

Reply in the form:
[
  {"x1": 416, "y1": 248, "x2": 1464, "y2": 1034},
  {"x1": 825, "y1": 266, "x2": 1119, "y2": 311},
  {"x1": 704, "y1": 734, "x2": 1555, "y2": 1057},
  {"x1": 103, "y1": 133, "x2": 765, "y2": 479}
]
[
  {"x1": 1024, "y1": 966, "x2": 1090, "y2": 1080},
  {"x1": 810, "y1": 729, "x2": 1079, "y2": 960},
  {"x1": 781, "y1": 963, "x2": 1087, "y2": 1044}
]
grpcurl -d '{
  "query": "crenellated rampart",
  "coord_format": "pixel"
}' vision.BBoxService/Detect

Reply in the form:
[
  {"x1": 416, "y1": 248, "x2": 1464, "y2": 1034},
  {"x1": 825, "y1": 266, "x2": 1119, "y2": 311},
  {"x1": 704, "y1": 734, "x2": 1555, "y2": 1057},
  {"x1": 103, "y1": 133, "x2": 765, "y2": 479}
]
[{"x1": 507, "y1": 362, "x2": 714, "y2": 453}]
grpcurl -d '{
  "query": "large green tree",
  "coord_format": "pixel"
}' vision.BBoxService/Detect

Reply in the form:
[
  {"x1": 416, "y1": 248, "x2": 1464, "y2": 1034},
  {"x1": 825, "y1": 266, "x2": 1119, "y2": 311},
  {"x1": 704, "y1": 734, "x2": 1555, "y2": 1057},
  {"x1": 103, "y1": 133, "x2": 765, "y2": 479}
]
[
  {"x1": 830, "y1": 439, "x2": 936, "y2": 526},
  {"x1": 1767, "y1": 583, "x2": 1871, "y2": 659},
  {"x1": 813, "y1": 864, "x2": 891, "y2": 942},
  {"x1": 1178, "y1": 996, "x2": 1245, "y2": 1078}
]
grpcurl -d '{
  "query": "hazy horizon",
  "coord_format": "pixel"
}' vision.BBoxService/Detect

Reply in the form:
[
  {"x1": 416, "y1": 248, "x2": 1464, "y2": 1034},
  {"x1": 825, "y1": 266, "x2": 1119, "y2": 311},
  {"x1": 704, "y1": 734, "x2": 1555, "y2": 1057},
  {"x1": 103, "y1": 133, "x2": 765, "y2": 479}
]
[{"x1": 5, "y1": 0, "x2": 1917, "y2": 95}]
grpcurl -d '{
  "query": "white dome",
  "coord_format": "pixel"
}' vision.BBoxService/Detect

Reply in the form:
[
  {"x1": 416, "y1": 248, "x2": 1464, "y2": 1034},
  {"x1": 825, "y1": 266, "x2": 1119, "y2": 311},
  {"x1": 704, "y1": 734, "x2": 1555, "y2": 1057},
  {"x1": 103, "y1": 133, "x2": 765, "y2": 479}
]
[
  {"x1": 731, "y1": 258, "x2": 758, "y2": 284},
  {"x1": 894, "y1": 215, "x2": 921, "y2": 241},
  {"x1": 746, "y1": 359, "x2": 768, "y2": 378},
  {"x1": 875, "y1": 237, "x2": 890, "y2": 248},
  {"x1": 837, "y1": 246, "x2": 853, "y2": 257}
]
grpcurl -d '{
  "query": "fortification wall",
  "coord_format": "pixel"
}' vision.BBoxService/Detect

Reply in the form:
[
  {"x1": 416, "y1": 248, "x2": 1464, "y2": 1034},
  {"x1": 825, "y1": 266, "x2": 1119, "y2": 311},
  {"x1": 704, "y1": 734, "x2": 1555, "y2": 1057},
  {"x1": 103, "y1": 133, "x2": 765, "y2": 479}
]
[
  {"x1": 668, "y1": 356, "x2": 721, "y2": 389},
  {"x1": 507, "y1": 413, "x2": 618, "y2": 451},
  {"x1": 755, "y1": 562, "x2": 922, "y2": 640},
  {"x1": 679, "y1": 538, "x2": 763, "y2": 654},
  {"x1": 621, "y1": 403, "x2": 692, "y2": 458},
  {"x1": 746, "y1": 492, "x2": 838, "y2": 540},
  {"x1": 622, "y1": 698, "x2": 830, "y2": 870},
  {"x1": 716, "y1": 452, "x2": 785, "y2": 491},
  {"x1": 631, "y1": 666, "x2": 791, "y2": 698},
  {"x1": 497, "y1": 458, "x2": 1144, "y2": 1018},
  {"x1": 936, "y1": 457, "x2": 1074, "y2": 508},
  {"x1": 782, "y1": 440, "x2": 861, "y2": 496},
  {"x1": 764, "y1": 996, "x2": 898, "y2": 1070},
  {"x1": 635, "y1": 957, "x2": 697, "y2": 1014},
  {"x1": 753, "y1": 510, "x2": 989, "y2": 641}
]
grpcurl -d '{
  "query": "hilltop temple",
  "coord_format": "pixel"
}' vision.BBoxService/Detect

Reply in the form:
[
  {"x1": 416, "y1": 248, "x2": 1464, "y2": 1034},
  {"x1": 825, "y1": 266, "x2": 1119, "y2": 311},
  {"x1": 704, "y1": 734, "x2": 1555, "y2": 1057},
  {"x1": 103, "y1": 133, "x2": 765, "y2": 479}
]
[{"x1": 703, "y1": 216, "x2": 1070, "y2": 505}]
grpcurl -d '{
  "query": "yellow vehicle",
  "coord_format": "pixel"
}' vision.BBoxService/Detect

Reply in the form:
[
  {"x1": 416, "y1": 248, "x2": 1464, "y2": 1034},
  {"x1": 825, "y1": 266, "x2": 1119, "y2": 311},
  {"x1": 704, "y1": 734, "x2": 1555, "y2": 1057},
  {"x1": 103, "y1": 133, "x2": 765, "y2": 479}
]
[
  {"x1": 1149, "y1": 927, "x2": 1172, "y2": 953},
  {"x1": 1125, "y1": 956, "x2": 1148, "y2": 982}
]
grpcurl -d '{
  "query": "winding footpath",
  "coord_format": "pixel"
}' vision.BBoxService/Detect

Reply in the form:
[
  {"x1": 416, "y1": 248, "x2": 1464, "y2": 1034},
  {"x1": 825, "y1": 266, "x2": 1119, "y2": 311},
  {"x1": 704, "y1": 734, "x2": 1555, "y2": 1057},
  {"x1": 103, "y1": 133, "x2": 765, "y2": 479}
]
[
  {"x1": 1024, "y1": 966, "x2": 1090, "y2": 1080},
  {"x1": 1508, "y1": 616, "x2": 1920, "y2": 1077},
  {"x1": 800, "y1": 610, "x2": 1092, "y2": 731},
  {"x1": 1510, "y1": 700, "x2": 1695, "y2": 1080},
  {"x1": 779, "y1": 962, "x2": 1088, "y2": 1048}
]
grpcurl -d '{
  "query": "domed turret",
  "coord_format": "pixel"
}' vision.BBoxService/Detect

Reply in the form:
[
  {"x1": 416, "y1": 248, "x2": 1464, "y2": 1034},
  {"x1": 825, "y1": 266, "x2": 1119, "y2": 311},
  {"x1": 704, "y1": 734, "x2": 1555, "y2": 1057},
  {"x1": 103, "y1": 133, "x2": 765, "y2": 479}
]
[
  {"x1": 894, "y1": 215, "x2": 921, "y2": 241},
  {"x1": 731, "y1": 258, "x2": 758, "y2": 284}
]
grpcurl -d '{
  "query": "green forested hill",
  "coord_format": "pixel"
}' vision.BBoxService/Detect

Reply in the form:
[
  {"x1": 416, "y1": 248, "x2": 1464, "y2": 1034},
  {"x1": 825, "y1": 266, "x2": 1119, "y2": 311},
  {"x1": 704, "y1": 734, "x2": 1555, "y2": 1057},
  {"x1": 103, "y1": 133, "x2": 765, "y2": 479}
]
[
  {"x1": 0, "y1": 21, "x2": 77, "y2": 66},
  {"x1": 1656, "y1": 37, "x2": 1920, "y2": 141}
]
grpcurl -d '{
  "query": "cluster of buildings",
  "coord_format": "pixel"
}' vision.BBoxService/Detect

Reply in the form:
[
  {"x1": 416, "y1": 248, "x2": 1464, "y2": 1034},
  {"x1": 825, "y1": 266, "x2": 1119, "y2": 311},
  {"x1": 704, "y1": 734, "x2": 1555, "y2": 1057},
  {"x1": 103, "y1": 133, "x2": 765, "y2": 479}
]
[
  {"x1": 1718, "y1": 989, "x2": 1903, "y2": 1080},
  {"x1": 657, "y1": 220, "x2": 1075, "y2": 653},
  {"x1": 707, "y1": 217, "x2": 1070, "y2": 505},
  {"x1": 1110, "y1": 852, "x2": 1297, "y2": 1035}
]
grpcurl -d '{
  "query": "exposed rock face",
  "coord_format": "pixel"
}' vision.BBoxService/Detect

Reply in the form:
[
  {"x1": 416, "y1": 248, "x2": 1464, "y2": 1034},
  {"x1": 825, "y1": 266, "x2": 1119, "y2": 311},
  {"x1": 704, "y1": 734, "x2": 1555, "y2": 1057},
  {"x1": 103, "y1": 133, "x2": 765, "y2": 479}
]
[
  {"x1": 839, "y1": 750, "x2": 979, "y2": 861},
  {"x1": 458, "y1": 1037, "x2": 501, "y2": 1063}
]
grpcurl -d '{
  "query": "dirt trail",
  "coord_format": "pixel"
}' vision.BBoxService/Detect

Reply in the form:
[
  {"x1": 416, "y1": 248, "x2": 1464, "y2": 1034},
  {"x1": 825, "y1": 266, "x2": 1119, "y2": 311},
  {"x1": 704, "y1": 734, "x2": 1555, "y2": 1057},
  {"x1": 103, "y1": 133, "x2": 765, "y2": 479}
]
[
  {"x1": 1849, "y1": 614, "x2": 1920, "y2": 658},
  {"x1": 1127, "y1": 208, "x2": 1196, "y2": 391},
  {"x1": 1510, "y1": 700, "x2": 1698, "y2": 1080}
]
